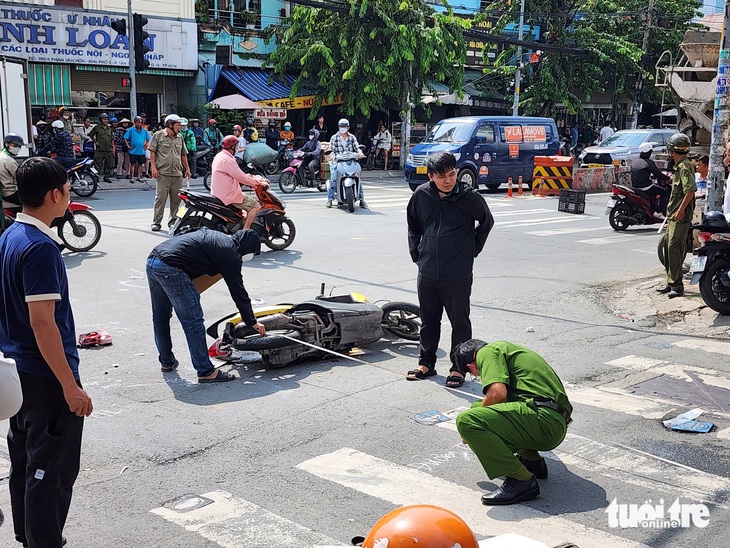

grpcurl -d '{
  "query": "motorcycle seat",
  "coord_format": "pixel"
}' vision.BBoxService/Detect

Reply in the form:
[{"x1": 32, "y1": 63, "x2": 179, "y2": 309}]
[{"x1": 183, "y1": 191, "x2": 241, "y2": 212}]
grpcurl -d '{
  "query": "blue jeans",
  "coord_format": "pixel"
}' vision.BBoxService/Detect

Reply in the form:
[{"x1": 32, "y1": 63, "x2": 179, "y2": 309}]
[
  {"x1": 146, "y1": 257, "x2": 216, "y2": 377},
  {"x1": 328, "y1": 162, "x2": 364, "y2": 201}
]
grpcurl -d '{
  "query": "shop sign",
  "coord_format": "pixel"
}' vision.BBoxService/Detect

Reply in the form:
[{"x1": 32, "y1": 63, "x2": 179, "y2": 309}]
[
  {"x1": 257, "y1": 93, "x2": 344, "y2": 110},
  {"x1": 0, "y1": 5, "x2": 197, "y2": 70},
  {"x1": 254, "y1": 108, "x2": 287, "y2": 119}
]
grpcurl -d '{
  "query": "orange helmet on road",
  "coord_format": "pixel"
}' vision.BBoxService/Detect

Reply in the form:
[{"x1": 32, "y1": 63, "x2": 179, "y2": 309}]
[{"x1": 358, "y1": 505, "x2": 478, "y2": 548}]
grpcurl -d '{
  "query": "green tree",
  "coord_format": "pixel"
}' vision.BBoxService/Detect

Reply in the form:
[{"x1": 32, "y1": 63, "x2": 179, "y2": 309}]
[
  {"x1": 476, "y1": 0, "x2": 699, "y2": 119},
  {"x1": 266, "y1": 0, "x2": 469, "y2": 167}
]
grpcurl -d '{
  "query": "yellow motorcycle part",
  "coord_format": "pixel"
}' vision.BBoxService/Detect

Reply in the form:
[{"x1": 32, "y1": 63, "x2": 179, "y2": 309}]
[{"x1": 226, "y1": 304, "x2": 293, "y2": 326}]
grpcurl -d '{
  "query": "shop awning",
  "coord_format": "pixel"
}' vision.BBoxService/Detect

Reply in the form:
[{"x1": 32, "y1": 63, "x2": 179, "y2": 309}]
[
  {"x1": 28, "y1": 63, "x2": 71, "y2": 106},
  {"x1": 205, "y1": 94, "x2": 262, "y2": 110},
  {"x1": 74, "y1": 66, "x2": 196, "y2": 78},
  {"x1": 209, "y1": 67, "x2": 343, "y2": 110}
]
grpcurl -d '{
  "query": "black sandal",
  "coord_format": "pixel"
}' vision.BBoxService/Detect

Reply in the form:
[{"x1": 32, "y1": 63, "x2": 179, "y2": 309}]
[
  {"x1": 406, "y1": 367, "x2": 437, "y2": 381},
  {"x1": 198, "y1": 370, "x2": 235, "y2": 383},
  {"x1": 160, "y1": 360, "x2": 179, "y2": 373},
  {"x1": 445, "y1": 374, "x2": 465, "y2": 388}
]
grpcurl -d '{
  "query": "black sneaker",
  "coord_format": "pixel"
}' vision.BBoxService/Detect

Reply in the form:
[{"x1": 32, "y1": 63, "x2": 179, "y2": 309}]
[{"x1": 656, "y1": 285, "x2": 672, "y2": 294}]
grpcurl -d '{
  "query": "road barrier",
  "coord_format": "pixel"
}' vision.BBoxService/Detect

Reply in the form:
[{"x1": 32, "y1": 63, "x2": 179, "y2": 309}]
[{"x1": 531, "y1": 156, "x2": 573, "y2": 195}]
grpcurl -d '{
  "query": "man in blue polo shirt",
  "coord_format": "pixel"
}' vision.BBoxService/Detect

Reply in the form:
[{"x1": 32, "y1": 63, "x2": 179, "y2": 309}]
[
  {"x1": 0, "y1": 157, "x2": 93, "y2": 548},
  {"x1": 124, "y1": 115, "x2": 151, "y2": 181}
]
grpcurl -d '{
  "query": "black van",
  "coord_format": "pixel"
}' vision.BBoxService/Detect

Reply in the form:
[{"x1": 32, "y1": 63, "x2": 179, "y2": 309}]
[{"x1": 404, "y1": 116, "x2": 560, "y2": 190}]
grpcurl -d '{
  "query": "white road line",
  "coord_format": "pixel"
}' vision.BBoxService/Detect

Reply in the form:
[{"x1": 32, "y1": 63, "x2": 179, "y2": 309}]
[
  {"x1": 526, "y1": 226, "x2": 611, "y2": 236},
  {"x1": 492, "y1": 209, "x2": 554, "y2": 217},
  {"x1": 673, "y1": 339, "x2": 730, "y2": 355},
  {"x1": 578, "y1": 235, "x2": 648, "y2": 245},
  {"x1": 604, "y1": 355, "x2": 667, "y2": 370},
  {"x1": 298, "y1": 448, "x2": 647, "y2": 548},
  {"x1": 566, "y1": 385, "x2": 670, "y2": 419},
  {"x1": 150, "y1": 490, "x2": 341, "y2": 548},
  {"x1": 500, "y1": 217, "x2": 600, "y2": 229}
]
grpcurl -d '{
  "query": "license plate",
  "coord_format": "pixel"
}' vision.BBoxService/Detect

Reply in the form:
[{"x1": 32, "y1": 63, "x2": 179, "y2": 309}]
[
  {"x1": 176, "y1": 205, "x2": 187, "y2": 218},
  {"x1": 690, "y1": 255, "x2": 707, "y2": 274},
  {"x1": 605, "y1": 197, "x2": 616, "y2": 215},
  {"x1": 416, "y1": 166, "x2": 427, "y2": 174},
  {"x1": 90, "y1": 167, "x2": 99, "y2": 175}
]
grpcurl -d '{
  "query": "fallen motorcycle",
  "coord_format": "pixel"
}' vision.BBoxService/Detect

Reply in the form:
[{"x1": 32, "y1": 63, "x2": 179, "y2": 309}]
[
  {"x1": 688, "y1": 211, "x2": 730, "y2": 314},
  {"x1": 206, "y1": 284, "x2": 421, "y2": 368}
]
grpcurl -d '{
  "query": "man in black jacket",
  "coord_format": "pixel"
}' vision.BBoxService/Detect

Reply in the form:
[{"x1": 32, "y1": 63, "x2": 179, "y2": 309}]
[
  {"x1": 630, "y1": 142, "x2": 670, "y2": 217},
  {"x1": 406, "y1": 151, "x2": 494, "y2": 387},
  {"x1": 146, "y1": 228, "x2": 265, "y2": 383}
]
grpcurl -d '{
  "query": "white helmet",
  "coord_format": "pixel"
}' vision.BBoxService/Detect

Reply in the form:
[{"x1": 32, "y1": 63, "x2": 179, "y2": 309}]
[
  {"x1": 51, "y1": 120, "x2": 65, "y2": 129},
  {"x1": 165, "y1": 114, "x2": 182, "y2": 125},
  {"x1": 180, "y1": 117, "x2": 189, "y2": 126},
  {"x1": 639, "y1": 142, "x2": 653, "y2": 154},
  {"x1": 338, "y1": 118, "x2": 350, "y2": 128}
]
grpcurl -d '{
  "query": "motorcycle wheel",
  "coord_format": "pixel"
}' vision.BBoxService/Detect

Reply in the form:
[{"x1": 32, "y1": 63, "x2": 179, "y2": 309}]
[
  {"x1": 381, "y1": 302, "x2": 421, "y2": 341},
  {"x1": 366, "y1": 154, "x2": 375, "y2": 171},
  {"x1": 72, "y1": 172, "x2": 99, "y2": 198},
  {"x1": 57, "y1": 211, "x2": 102, "y2": 252},
  {"x1": 231, "y1": 329, "x2": 302, "y2": 351},
  {"x1": 263, "y1": 218, "x2": 296, "y2": 250},
  {"x1": 345, "y1": 185, "x2": 355, "y2": 213},
  {"x1": 279, "y1": 172, "x2": 297, "y2": 194},
  {"x1": 203, "y1": 171, "x2": 211, "y2": 191},
  {"x1": 699, "y1": 258, "x2": 730, "y2": 315},
  {"x1": 317, "y1": 182, "x2": 327, "y2": 192},
  {"x1": 609, "y1": 204, "x2": 632, "y2": 231},
  {"x1": 263, "y1": 158, "x2": 279, "y2": 176}
]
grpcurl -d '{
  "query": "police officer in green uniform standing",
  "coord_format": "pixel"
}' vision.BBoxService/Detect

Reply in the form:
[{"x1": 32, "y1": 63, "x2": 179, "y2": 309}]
[
  {"x1": 89, "y1": 113, "x2": 114, "y2": 183},
  {"x1": 454, "y1": 339, "x2": 572, "y2": 505},
  {"x1": 657, "y1": 133, "x2": 696, "y2": 299}
]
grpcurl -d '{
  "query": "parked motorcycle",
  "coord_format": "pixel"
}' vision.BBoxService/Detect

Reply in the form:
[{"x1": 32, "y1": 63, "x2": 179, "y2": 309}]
[
  {"x1": 194, "y1": 145, "x2": 214, "y2": 178},
  {"x1": 278, "y1": 150, "x2": 325, "y2": 193},
  {"x1": 330, "y1": 149, "x2": 364, "y2": 213},
  {"x1": 2, "y1": 202, "x2": 102, "y2": 252},
  {"x1": 263, "y1": 141, "x2": 293, "y2": 176},
  {"x1": 170, "y1": 185, "x2": 296, "y2": 250},
  {"x1": 206, "y1": 283, "x2": 421, "y2": 368},
  {"x1": 606, "y1": 182, "x2": 667, "y2": 230},
  {"x1": 67, "y1": 157, "x2": 100, "y2": 198},
  {"x1": 365, "y1": 138, "x2": 392, "y2": 170},
  {"x1": 688, "y1": 211, "x2": 730, "y2": 314}
]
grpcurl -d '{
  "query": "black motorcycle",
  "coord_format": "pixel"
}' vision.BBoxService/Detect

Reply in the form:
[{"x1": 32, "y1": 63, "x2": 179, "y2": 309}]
[
  {"x1": 365, "y1": 138, "x2": 393, "y2": 170},
  {"x1": 688, "y1": 211, "x2": 730, "y2": 314},
  {"x1": 67, "y1": 157, "x2": 100, "y2": 198},
  {"x1": 170, "y1": 186, "x2": 295, "y2": 251},
  {"x1": 262, "y1": 141, "x2": 294, "y2": 176}
]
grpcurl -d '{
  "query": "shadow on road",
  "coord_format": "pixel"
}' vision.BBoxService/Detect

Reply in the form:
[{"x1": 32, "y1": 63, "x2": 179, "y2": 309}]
[{"x1": 63, "y1": 250, "x2": 107, "y2": 269}]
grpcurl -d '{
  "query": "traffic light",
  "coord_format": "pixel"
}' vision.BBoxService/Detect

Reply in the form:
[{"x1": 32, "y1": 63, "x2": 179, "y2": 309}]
[
  {"x1": 133, "y1": 13, "x2": 150, "y2": 72},
  {"x1": 111, "y1": 18, "x2": 126, "y2": 36}
]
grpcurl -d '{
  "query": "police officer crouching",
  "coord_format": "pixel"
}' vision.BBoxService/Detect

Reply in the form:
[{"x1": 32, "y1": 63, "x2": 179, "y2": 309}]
[{"x1": 454, "y1": 339, "x2": 572, "y2": 505}]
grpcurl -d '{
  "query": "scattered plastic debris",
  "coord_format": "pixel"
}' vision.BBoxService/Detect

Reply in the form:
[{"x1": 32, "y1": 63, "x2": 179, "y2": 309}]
[
  {"x1": 617, "y1": 314, "x2": 634, "y2": 322},
  {"x1": 662, "y1": 408, "x2": 714, "y2": 433},
  {"x1": 77, "y1": 329, "x2": 112, "y2": 348},
  {"x1": 120, "y1": 466, "x2": 129, "y2": 475},
  {"x1": 649, "y1": 342, "x2": 674, "y2": 349},
  {"x1": 134, "y1": 352, "x2": 145, "y2": 356},
  {"x1": 526, "y1": 326, "x2": 535, "y2": 333},
  {"x1": 129, "y1": 268, "x2": 145, "y2": 280},
  {"x1": 413, "y1": 410, "x2": 451, "y2": 425}
]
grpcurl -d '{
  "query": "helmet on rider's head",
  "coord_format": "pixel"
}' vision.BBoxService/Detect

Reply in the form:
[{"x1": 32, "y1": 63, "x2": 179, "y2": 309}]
[
  {"x1": 356, "y1": 505, "x2": 478, "y2": 548},
  {"x1": 221, "y1": 135, "x2": 239, "y2": 150},
  {"x1": 338, "y1": 118, "x2": 350, "y2": 128},
  {"x1": 283, "y1": 121, "x2": 292, "y2": 130},
  {"x1": 4, "y1": 133, "x2": 24, "y2": 147},
  {"x1": 667, "y1": 133, "x2": 691, "y2": 154},
  {"x1": 233, "y1": 125, "x2": 242, "y2": 132},
  {"x1": 51, "y1": 120, "x2": 65, "y2": 130},
  {"x1": 268, "y1": 119, "x2": 276, "y2": 126},
  {"x1": 180, "y1": 117, "x2": 189, "y2": 126},
  {"x1": 208, "y1": 118, "x2": 217, "y2": 126},
  {"x1": 639, "y1": 142, "x2": 653, "y2": 154},
  {"x1": 247, "y1": 118, "x2": 254, "y2": 127},
  {"x1": 110, "y1": 117, "x2": 118, "y2": 123},
  {"x1": 705, "y1": 211, "x2": 729, "y2": 228},
  {"x1": 100, "y1": 113, "x2": 109, "y2": 119},
  {"x1": 165, "y1": 114, "x2": 182, "y2": 126},
  {"x1": 134, "y1": 116, "x2": 143, "y2": 122}
]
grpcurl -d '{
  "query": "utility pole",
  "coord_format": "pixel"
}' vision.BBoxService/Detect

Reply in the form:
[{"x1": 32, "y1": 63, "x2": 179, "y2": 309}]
[
  {"x1": 707, "y1": 0, "x2": 730, "y2": 212},
  {"x1": 511, "y1": 0, "x2": 526, "y2": 116},
  {"x1": 127, "y1": 0, "x2": 138, "y2": 117},
  {"x1": 629, "y1": 0, "x2": 654, "y2": 129}
]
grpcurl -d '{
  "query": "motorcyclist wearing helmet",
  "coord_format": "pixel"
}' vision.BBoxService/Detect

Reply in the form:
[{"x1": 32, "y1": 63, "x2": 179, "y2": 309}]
[
  {"x1": 353, "y1": 505, "x2": 478, "y2": 548},
  {"x1": 38, "y1": 120, "x2": 76, "y2": 169},
  {"x1": 629, "y1": 142, "x2": 670, "y2": 217},
  {"x1": 657, "y1": 133, "x2": 695, "y2": 299},
  {"x1": 327, "y1": 118, "x2": 366, "y2": 208},
  {"x1": 203, "y1": 118, "x2": 223, "y2": 150},
  {"x1": 242, "y1": 118, "x2": 258, "y2": 142},
  {"x1": 179, "y1": 117, "x2": 198, "y2": 179},
  {"x1": 148, "y1": 114, "x2": 191, "y2": 231},
  {"x1": 89, "y1": 113, "x2": 114, "y2": 182},
  {"x1": 0, "y1": 133, "x2": 24, "y2": 206},
  {"x1": 279, "y1": 120, "x2": 295, "y2": 150},
  {"x1": 264, "y1": 119, "x2": 279, "y2": 150},
  {"x1": 298, "y1": 128, "x2": 321, "y2": 183},
  {"x1": 231, "y1": 124, "x2": 247, "y2": 162},
  {"x1": 210, "y1": 135, "x2": 269, "y2": 230}
]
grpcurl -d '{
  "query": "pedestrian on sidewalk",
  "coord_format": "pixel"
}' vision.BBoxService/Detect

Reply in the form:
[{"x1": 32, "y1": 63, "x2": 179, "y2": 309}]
[
  {"x1": 657, "y1": 133, "x2": 695, "y2": 299},
  {"x1": 0, "y1": 157, "x2": 93, "y2": 546},
  {"x1": 405, "y1": 151, "x2": 493, "y2": 386},
  {"x1": 454, "y1": 339, "x2": 572, "y2": 505},
  {"x1": 148, "y1": 114, "x2": 190, "y2": 232},
  {"x1": 89, "y1": 113, "x2": 114, "y2": 182},
  {"x1": 146, "y1": 228, "x2": 265, "y2": 383},
  {"x1": 124, "y1": 117, "x2": 151, "y2": 182},
  {"x1": 114, "y1": 118, "x2": 131, "y2": 178}
]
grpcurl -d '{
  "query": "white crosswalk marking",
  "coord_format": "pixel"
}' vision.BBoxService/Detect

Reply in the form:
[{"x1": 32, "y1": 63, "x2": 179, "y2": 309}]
[
  {"x1": 500, "y1": 217, "x2": 599, "y2": 229},
  {"x1": 673, "y1": 338, "x2": 730, "y2": 355},
  {"x1": 526, "y1": 226, "x2": 611, "y2": 236},
  {"x1": 578, "y1": 235, "x2": 646, "y2": 245},
  {"x1": 298, "y1": 448, "x2": 646, "y2": 547},
  {"x1": 492, "y1": 208, "x2": 554, "y2": 217}
]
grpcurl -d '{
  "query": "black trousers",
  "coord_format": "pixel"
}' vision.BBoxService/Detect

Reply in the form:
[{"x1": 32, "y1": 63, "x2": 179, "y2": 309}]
[
  {"x1": 417, "y1": 275, "x2": 472, "y2": 371},
  {"x1": 8, "y1": 372, "x2": 84, "y2": 548}
]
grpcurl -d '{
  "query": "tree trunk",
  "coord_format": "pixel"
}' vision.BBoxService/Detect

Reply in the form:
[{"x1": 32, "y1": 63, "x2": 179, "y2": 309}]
[{"x1": 399, "y1": 65, "x2": 412, "y2": 170}]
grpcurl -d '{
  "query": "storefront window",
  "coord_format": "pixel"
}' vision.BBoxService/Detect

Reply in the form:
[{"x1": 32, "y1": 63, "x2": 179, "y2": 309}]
[{"x1": 33, "y1": 93, "x2": 159, "y2": 125}]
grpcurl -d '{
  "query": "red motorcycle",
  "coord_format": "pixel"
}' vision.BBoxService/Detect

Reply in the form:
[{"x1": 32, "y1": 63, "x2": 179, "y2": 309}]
[
  {"x1": 278, "y1": 150, "x2": 325, "y2": 194},
  {"x1": 605, "y1": 183, "x2": 667, "y2": 231},
  {"x1": 2, "y1": 202, "x2": 102, "y2": 252},
  {"x1": 170, "y1": 185, "x2": 296, "y2": 251}
]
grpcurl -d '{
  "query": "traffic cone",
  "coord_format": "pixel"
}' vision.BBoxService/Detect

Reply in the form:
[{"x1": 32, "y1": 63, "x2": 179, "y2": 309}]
[
  {"x1": 507, "y1": 177, "x2": 513, "y2": 198},
  {"x1": 518, "y1": 175, "x2": 523, "y2": 196}
]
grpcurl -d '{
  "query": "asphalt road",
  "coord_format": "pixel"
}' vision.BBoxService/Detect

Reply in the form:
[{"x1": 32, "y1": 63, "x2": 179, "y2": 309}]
[{"x1": 1, "y1": 174, "x2": 729, "y2": 548}]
